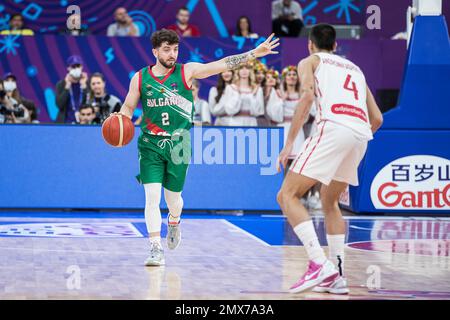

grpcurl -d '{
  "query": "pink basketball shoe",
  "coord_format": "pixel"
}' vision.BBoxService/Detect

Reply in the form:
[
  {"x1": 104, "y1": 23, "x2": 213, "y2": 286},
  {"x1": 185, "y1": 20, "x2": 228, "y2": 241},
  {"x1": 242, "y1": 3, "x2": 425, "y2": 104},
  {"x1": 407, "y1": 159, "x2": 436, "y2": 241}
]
[
  {"x1": 313, "y1": 274, "x2": 349, "y2": 294},
  {"x1": 289, "y1": 260, "x2": 339, "y2": 294}
]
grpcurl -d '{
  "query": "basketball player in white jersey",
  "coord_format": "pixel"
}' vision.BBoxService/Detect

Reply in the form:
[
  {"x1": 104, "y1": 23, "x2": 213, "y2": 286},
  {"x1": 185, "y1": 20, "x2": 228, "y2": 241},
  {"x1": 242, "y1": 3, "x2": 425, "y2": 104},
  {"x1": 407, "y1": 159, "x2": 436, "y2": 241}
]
[{"x1": 276, "y1": 24, "x2": 383, "y2": 294}]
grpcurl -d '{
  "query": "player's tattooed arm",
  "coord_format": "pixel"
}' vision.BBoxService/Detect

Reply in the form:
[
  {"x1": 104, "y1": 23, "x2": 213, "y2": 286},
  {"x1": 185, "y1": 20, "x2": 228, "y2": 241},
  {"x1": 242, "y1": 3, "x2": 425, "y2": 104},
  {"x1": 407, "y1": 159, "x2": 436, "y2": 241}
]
[
  {"x1": 224, "y1": 51, "x2": 256, "y2": 70},
  {"x1": 184, "y1": 33, "x2": 280, "y2": 81}
]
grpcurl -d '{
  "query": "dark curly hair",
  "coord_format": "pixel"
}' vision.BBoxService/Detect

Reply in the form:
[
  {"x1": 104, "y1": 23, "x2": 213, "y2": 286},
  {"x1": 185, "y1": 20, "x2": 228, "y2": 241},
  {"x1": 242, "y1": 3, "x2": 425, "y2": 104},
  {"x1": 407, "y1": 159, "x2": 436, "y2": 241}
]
[{"x1": 151, "y1": 29, "x2": 180, "y2": 49}]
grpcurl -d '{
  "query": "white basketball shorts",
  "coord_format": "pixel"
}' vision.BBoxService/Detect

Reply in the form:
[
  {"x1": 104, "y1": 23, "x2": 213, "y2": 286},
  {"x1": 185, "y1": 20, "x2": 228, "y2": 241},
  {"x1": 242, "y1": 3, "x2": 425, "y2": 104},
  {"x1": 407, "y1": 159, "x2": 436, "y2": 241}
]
[{"x1": 290, "y1": 120, "x2": 368, "y2": 186}]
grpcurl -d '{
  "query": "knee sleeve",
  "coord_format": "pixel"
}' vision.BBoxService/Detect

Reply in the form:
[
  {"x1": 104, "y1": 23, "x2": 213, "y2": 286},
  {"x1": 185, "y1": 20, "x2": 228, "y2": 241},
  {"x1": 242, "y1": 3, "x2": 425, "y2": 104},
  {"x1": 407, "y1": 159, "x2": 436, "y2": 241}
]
[
  {"x1": 164, "y1": 188, "x2": 183, "y2": 217},
  {"x1": 144, "y1": 183, "x2": 162, "y2": 234}
]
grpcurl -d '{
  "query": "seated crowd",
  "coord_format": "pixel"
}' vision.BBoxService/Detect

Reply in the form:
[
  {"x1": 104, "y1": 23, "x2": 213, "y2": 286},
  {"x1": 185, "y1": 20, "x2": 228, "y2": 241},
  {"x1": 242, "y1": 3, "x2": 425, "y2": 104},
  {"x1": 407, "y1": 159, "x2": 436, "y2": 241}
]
[{"x1": 0, "y1": 1, "x2": 308, "y2": 126}]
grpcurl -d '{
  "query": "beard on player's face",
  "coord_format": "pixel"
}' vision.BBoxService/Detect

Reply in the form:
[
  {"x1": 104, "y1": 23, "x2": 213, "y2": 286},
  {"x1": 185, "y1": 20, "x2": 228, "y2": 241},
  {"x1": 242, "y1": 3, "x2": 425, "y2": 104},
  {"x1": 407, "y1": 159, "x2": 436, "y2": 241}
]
[{"x1": 158, "y1": 56, "x2": 176, "y2": 69}]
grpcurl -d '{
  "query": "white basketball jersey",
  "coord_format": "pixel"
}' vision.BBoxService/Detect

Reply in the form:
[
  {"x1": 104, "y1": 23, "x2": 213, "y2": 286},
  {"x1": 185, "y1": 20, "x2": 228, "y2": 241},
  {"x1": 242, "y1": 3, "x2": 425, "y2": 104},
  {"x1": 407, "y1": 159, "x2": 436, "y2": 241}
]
[{"x1": 313, "y1": 52, "x2": 373, "y2": 140}]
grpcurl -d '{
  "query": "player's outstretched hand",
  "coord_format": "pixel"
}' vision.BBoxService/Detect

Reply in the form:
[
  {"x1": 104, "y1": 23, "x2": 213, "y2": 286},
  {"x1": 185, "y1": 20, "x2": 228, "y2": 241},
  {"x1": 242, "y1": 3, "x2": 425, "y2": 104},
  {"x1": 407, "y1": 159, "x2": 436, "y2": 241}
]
[{"x1": 253, "y1": 33, "x2": 280, "y2": 58}]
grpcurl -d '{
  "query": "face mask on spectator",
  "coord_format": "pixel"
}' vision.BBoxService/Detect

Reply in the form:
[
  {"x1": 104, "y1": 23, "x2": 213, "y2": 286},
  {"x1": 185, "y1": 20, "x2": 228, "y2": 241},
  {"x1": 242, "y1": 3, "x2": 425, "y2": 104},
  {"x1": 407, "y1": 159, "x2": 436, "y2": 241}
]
[
  {"x1": 3, "y1": 81, "x2": 16, "y2": 92},
  {"x1": 69, "y1": 68, "x2": 82, "y2": 79}
]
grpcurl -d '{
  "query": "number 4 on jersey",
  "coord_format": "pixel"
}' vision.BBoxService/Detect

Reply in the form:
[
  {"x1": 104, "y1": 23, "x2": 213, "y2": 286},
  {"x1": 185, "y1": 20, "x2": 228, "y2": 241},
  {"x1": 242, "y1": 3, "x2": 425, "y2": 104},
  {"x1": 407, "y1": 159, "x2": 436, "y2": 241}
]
[{"x1": 343, "y1": 74, "x2": 359, "y2": 100}]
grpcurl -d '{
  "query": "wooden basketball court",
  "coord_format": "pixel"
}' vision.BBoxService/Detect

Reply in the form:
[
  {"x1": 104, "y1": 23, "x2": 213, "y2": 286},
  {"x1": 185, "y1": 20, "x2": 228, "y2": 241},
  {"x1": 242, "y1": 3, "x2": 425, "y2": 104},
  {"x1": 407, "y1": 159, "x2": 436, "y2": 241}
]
[{"x1": 0, "y1": 212, "x2": 448, "y2": 300}]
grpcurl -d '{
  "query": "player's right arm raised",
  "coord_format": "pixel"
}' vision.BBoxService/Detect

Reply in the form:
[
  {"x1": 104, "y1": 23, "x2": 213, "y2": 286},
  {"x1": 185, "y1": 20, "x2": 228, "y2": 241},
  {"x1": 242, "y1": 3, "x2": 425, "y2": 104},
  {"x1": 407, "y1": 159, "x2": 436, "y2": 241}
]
[
  {"x1": 118, "y1": 73, "x2": 140, "y2": 119},
  {"x1": 366, "y1": 85, "x2": 383, "y2": 134}
]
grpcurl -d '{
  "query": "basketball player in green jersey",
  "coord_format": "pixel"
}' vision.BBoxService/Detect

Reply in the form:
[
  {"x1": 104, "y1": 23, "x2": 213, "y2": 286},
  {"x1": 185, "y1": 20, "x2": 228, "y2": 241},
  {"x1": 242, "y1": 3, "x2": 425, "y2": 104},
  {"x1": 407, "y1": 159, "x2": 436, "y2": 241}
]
[{"x1": 116, "y1": 29, "x2": 279, "y2": 266}]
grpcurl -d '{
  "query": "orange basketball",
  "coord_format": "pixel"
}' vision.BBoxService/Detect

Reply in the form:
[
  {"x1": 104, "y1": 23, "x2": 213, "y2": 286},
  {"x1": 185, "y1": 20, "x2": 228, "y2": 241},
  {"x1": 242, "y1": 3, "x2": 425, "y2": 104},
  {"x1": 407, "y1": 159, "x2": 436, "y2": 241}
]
[{"x1": 102, "y1": 114, "x2": 135, "y2": 147}]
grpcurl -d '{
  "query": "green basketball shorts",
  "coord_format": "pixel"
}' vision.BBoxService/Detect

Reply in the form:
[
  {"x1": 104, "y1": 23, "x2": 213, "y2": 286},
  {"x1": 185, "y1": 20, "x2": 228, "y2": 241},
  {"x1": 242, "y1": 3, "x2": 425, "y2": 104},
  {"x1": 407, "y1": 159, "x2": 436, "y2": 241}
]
[{"x1": 136, "y1": 132, "x2": 191, "y2": 192}]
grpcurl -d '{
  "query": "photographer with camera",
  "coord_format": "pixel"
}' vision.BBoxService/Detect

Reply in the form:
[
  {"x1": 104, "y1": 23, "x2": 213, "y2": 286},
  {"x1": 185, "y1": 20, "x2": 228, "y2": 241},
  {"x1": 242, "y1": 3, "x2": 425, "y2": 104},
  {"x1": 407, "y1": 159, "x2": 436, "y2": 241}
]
[
  {"x1": 0, "y1": 81, "x2": 9, "y2": 124},
  {"x1": 86, "y1": 72, "x2": 122, "y2": 124},
  {"x1": 0, "y1": 80, "x2": 30, "y2": 124},
  {"x1": 55, "y1": 55, "x2": 88, "y2": 123},
  {"x1": 3, "y1": 72, "x2": 37, "y2": 123}
]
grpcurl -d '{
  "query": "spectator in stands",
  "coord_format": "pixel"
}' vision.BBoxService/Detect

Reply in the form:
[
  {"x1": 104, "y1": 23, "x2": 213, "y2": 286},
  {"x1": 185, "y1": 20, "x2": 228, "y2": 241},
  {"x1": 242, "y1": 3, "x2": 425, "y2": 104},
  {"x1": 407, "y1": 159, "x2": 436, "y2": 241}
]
[
  {"x1": 213, "y1": 62, "x2": 264, "y2": 126},
  {"x1": 55, "y1": 55, "x2": 88, "y2": 124},
  {"x1": 0, "y1": 79, "x2": 30, "y2": 124},
  {"x1": 77, "y1": 104, "x2": 97, "y2": 125},
  {"x1": 0, "y1": 80, "x2": 9, "y2": 124},
  {"x1": 107, "y1": 7, "x2": 140, "y2": 37},
  {"x1": 60, "y1": 13, "x2": 89, "y2": 36},
  {"x1": 272, "y1": 0, "x2": 304, "y2": 37},
  {"x1": 167, "y1": 7, "x2": 200, "y2": 37},
  {"x1": 0, "y1": 81, "x2": 10, "y2": 124},
  {"x1": 0, "y1": 13, "x2": 34, "y2": 36},
  {"x1": 208, "y1": 70, "x2": 234, "y2": 125},
  {"x1": 266, "y1": 65, "x2": 303, "y2": 160},
  {"x1": 3, "y1": 72, "x2": 37, "y2": 123},
  {"x1": 254, "y1": 60, "x2": 267, "y2": 88},
  {"x1": 86, "y1": 72, "x2": 122, "y2": 124},
  {"x1": 263, "y1": 68, "x2": 283, "y2": 127},
  {"x1": 267, "y1": 65, "x2": 321, "y2": 208},
  {"x1": 255, "y1": 62, "x2": 271, "y2": 126},
  {"x1": 263, "y1": 68, "x2": 281, "y2": 101},
  {"x1": 192, "y1": 79, "x2": 211, "y2": 125},
  {"x1": 27, "y1": 105, "x2": 39, "y2": 123},
  {"x1": 232, "y1": 62, "x2": 265, "y2": 126},
  {"x1": 234, "y1": 16, "x2": 259, "y2": 39}
]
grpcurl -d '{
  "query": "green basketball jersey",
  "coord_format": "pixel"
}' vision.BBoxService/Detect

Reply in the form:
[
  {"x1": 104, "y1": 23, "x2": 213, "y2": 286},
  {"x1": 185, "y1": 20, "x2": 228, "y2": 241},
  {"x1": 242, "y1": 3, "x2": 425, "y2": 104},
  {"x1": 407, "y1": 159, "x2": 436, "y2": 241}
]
[{"x1": 139, "y1": 63, "x2": 194, "y2": 136}]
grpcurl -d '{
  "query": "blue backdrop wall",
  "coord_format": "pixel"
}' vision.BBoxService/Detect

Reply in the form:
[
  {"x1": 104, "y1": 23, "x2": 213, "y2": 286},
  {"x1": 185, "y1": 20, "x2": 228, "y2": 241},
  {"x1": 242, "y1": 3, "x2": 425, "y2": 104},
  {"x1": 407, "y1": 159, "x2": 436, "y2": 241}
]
[{"x1": 0, "y1": 124, "x2": 284, "y2": 210}]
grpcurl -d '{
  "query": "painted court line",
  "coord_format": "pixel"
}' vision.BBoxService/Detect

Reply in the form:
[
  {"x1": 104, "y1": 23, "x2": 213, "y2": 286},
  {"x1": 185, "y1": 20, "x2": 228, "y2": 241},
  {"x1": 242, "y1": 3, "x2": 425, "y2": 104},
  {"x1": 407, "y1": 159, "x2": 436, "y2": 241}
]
[
  {"x1": 221, "y1": 219, "x2": 271, "y2": 247},
  {"x1": 346, "y1": 239, "x2": 450, "y2": 258}
]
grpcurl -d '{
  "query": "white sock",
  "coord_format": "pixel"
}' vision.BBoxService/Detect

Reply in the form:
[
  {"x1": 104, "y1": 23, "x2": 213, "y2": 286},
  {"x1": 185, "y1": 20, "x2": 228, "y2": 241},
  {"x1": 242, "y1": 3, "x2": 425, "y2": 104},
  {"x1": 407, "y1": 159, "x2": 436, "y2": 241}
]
[
  {"x1": 293, "y1": 220, "x2": 327, "y2": 264},
  {"x1": 168, "y1": 213, "x2": 180, "y2": 224},
  {"x1": 327, "y1": 234, "x2": 345, "y2": 276},
  {"x1": 149, "y1": 236, "x2": 161, "y2": 246}
]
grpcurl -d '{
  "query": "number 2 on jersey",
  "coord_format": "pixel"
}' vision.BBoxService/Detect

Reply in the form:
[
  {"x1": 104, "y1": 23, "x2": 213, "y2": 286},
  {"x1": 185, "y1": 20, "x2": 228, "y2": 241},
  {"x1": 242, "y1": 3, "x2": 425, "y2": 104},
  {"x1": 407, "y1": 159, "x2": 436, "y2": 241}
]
[
  {"x1": 343, "y1": 74, "x2": 359, "y2": 100},
  {"x1": 162, "y1": 112, "x2": 170, "y2": 126}
]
